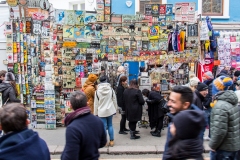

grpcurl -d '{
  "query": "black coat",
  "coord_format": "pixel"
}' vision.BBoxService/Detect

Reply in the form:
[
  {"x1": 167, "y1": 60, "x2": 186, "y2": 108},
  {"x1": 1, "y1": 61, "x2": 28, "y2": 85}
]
[
  {"x1": 203, "y1": 79, "x2": 213, "y2": 108},
  {"x1": 61, "y1": 114, "x2": 106, "y2": 160},
  {"x1": 0, "y1": 82, "x2": 20, "y2": 104},
  {"x1": 147, "y1": 91, "x2": 165, "y2": 127},
  {"x1": 123, "y1": 88, "x2": 145, "y2": 122},
  {"x1": 116, "y1": 84, "x2": 125, "y2": 110},
  {"x1": 193, "y1": 90, "x2": 204, "y2": 110}
]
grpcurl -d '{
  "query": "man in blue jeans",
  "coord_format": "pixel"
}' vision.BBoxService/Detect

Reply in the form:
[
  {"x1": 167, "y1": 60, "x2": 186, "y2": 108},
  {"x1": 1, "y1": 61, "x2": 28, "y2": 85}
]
[{"x1": 209, "y1": 76, "x2": 240, "y2": 160}]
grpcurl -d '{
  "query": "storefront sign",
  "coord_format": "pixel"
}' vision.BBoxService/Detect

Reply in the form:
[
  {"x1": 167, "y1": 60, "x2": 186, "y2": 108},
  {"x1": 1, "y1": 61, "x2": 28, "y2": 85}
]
[
  {"x1": 7, "y1": 0, "x2": 18, "y2": 7},
  {"x1": 63, "y1": 41, "x2": 77, "y2": 48}
]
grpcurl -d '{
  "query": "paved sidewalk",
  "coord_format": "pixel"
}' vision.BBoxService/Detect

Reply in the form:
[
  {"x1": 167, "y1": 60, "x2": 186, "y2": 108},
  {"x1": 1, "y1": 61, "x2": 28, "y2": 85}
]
[{"x1": 34, "y1": 113, "x2": 211, "y2": 155}]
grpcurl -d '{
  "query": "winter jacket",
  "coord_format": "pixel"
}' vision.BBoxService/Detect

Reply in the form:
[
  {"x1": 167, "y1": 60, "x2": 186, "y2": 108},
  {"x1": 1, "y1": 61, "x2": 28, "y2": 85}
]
[
  {"x1": 83, "y1": 79, "x2": 96, "y2": 113},
  {"x1": 61, "y1": 114, "x2": 106, "y2": 160},
  {"x1": 116, "y1": 84, "x2": 125, "y2": 109},
  {"x1": 94, "y1": 83, "x2": 118, "y2": 117},
  {"x1": 0, "y1": 82, "x2": 20, "y2": 104},
  {"x1": 163, "y1": 104, "x2": 205, "y2": 160},
  {"x1": 203, "y1": 79, "x2": 213, "y2": 108},
  {"x1": 0, "y1": 129, "x2": 50, "y2": 160},
  {"x1": 146, "y1": 91, "x2": 165, "y2": 128},
  {"x1": 209, "y1": 90, "x2": 240, "y2": 151},
  {"x1": 123, "y1": 88, "x2": 145, "y2": 122},
  {"x1": 193, "y1": 90, "x2": 205, "y2": 110}
]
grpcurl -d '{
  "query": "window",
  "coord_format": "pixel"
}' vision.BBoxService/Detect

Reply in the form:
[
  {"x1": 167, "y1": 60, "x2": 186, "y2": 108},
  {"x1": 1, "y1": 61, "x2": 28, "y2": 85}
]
[
  {"x1": 73, "y1": 4, "x2": 78, "y2": 10},
  {"x1": 80, "y1": 3, "x2": 85, "y2": 10},
  {"x1": 139, "y1": 0, "x2": 163, "y2": 13},
  {"x1": 202, "y1": 0, "x2": 223, "y2": 16},
  {"x1": 198, "y1": 0, "x2": 229, "y2": 19}
]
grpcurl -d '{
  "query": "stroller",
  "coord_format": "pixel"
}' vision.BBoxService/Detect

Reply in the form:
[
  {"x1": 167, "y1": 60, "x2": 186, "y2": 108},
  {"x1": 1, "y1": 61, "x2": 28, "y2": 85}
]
[{"x1": 138, "y1": 96, "x2": 150, "y2": 129}]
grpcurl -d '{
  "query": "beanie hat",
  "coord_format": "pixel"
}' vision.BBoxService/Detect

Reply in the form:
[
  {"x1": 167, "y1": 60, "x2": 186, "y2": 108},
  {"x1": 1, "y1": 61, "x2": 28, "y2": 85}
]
[
  {"x1": 5, "y1": 72, "x2": 15, "y2": 81},
  {"x1": 101, "y1": 66, "x2": 105, "y2": 71},
  {"x1": 234, "y1": 70, "x2": 240, "y2": 77},
  {"x1": 173, "y1": 110, "x2": 205, "y2": 140},
  {"x1": 212, "y1": 76, "x2": 233, "y2": 95},
  {"x1": 196, "y1": 82, "x2": 208, "y2": 92},
  {"x1": 99, "y1": 76, "x2": 107, "y2": 83},
  {"x1": 189, "y1": 77, "x2": 200, "y2": 87},
  {"x1": 87, "y1": 74, "x2": 98, "y2": 83},
  {"x1": 203, "y1": 71, "x2": 214, "y2": 80}
]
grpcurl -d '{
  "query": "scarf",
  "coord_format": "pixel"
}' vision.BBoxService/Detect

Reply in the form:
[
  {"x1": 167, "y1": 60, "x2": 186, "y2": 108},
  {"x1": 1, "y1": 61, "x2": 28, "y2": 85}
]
[{"x1": 64, "y1": 106, "x2": 91, "y2": 126}]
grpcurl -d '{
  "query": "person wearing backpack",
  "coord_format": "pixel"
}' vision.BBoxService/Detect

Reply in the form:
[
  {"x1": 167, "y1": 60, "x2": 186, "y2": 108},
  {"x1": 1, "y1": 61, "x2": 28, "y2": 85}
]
[
  {"x1": 94, "y1": 76, "x2": 118, "y2": 147},
  {"x1": 0, "y1": 72, "x2": 20, "y2": 105}
]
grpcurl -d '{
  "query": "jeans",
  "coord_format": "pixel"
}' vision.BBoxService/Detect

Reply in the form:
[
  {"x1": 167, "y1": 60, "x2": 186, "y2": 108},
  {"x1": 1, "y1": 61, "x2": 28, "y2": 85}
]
[
  {"x1": 210, "y1": 150, "x2": 239, "y2": 160},
  {"x1": 205, "y1": 107, "x2": 212, "y2": 137},
  {"x1": 100, "y1": 115, "x2": 114, "y2": 141},
  {"x1": 120, "y1": 114, "x2": 127, "y2": 132}
]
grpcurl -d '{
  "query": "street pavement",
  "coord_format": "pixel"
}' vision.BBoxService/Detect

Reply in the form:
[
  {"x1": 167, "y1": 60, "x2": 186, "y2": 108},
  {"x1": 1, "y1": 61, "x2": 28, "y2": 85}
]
[{"x1": 34, "y1": 112, "x2": 211, "y2": 157}]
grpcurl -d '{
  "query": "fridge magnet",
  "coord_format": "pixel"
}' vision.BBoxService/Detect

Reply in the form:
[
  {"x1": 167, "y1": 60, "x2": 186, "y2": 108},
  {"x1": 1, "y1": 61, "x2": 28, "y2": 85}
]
[
  {"x1": 32, "y1": 20, "x2": 42, "y2": 35},
  {"x1": 166, "y1": 4, "x2": 173, "y2": 15},
  {"x1": 151, "y1": 4, "x2": 159, "y2": 17},
  {"x1": 105, "y1": 0, "x2": 111, "y2": 6},
  {"x1": 96, "y1": 10, "x2": 104, "y2": 22},
  {"x1": 74, "y1": 26, "x2": 85, "y2": 39},
  {"x1": 159, "y1": 4, "x2": 166, "y2": 15},
  {"x1": 41, "y1": 21, "x2": 50, "y2": 37},
  {"x1": 145, "y1": 4, "x2": 152, "y2": 16},
  {"x1": 7, "y1": 0, "x2": 18, "y2": 7},
  {"x1": 104, "y1": 6, "x2": 111, "y2": 15},
  {"x1": 40, "y1": 0, "x2": 50, "y2": 10},
  {"x1": 63, "y1": 26, "x2": 74, "y2": 38}
]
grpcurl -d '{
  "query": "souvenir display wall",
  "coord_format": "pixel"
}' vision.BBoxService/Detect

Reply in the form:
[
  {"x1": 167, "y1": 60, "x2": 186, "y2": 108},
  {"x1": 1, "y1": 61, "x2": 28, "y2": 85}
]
[{"x1": 4, "y1": 0, "x2": 212, "y2": 129}]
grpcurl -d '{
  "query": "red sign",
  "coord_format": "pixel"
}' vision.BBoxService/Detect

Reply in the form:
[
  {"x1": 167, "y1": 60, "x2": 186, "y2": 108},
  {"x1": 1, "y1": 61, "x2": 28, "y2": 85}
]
[{"x1": 159, "y1": 4, "x2": 166, "y2": 15}]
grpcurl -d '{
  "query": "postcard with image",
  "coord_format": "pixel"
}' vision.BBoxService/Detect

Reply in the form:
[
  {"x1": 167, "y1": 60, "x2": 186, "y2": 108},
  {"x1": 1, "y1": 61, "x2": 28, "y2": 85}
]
[
  {"x1": 65, "y1": 10, "x2": 75, "y2": 25},
  {"x1": 75, "y1": 10, "x2": 85, "y2": 25},
  {"x1": 55, "y1": 9, "x2": 65, "y2": 25}
]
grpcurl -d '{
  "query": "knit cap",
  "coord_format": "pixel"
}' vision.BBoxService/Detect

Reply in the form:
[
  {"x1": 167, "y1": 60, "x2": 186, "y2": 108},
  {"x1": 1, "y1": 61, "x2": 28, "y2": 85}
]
[
  {"x1": 173, "y1": 110, "x2": 205, "y2": 140},
  {"x1": 234, "y1": 70, "x2": 240, "y2": 77},
  {"x1": 197, "y1": 82, "x2": 208, "y2": 92},
  {"x1": 5, "y1": 72, "x2": 15, "y2": 81},
  {"x1": 87, "y1": 74, "x2": 98, "y2": 83},
  {"x1": 212, "y1": 76, "x2": 233, "y2": 95},
  {"x1": 203, "y1": 71, "x2": 214, "y2": 80},
  {"x1": 189, "y1": 77, "x2": 200, "y2": 87}
]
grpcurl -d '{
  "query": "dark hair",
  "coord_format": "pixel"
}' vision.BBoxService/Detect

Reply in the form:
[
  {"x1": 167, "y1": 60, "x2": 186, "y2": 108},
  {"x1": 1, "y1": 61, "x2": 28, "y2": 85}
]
[
  {"x1": 10, "y1": 81, "x2": 19, "y2": 97},
  {"x1": 119, "y1": 76, "x2": 127, "y2": 85},
  {"x1": 142, "y1": 89, "x2": 150, "y2": 97},
  {"x1": 129, "y1": 79, "x2": 138, "y2": 89},
  {"x1": 0, "y1": 70, "x2": 6, "y2": 77},
  {"x1": 0, "y1": 103, "x2": 27, "y2": 133},
  {"x1": 172, "y1": 86, "x2": 193, "y2": 105},
  {"x1": 139, "y1": 66, "x2": 145, "y2": 72},
  {"x1": 70, "y1": 91, "x2": 88, "y2": 110}
]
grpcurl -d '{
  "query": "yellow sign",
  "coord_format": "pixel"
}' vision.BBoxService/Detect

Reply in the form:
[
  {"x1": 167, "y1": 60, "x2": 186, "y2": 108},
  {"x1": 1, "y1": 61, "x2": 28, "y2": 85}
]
[
  {"x1": 7, "y1": 0, "x2": 18, "y2": 7},
  {"x1": 63, "y1": 41, "x2": 77, "y2": 48}
]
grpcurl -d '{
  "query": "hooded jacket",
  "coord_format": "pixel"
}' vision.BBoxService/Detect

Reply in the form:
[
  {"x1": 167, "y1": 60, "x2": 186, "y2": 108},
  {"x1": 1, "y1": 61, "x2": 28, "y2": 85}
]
[
  {"x1": 0, "y1": 82, "x2": 20, "y2": 104},
  {"x1": 193, "y1": 90, "x2": 205, "y2": 110},
  {"x1": 0, "y1": 129, "x2": 50, "y2": 160},
  {"x1": 94, "y1": 83, "x2": 118, "y2": 117},
  {"x1": 209, "y1": 90, "x2": 240, "y2": 151},
  {"x1": 83, "y1": 79, "x2": 96, "y2": 113}
]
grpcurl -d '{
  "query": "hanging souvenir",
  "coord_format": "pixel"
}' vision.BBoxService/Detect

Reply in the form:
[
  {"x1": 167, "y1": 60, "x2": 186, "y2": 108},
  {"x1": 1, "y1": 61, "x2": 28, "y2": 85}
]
[
  {"x1": 187, "y1": 24, "x2": 198, "y2": 37},
  {"x1": 55, "y1": 10, "x2": 65, "y2": 25},
  {"x1": 7, "y1": 0, "x2": 18, "y2": 7},
  {"x1": 151, "y1": 4, "x2": 159, "y2": 17},
  {"x1": 148, "y1": 25, "x2": 160, "y2": 40},
  {"x1": 32, "y1": 20, "x2": 42, "y2": 35},
  {"x1": 40, "y1": 0, "x2": 50, "y2": 10},
  {"x1": 85, "y1": 11, "x2": 97, "y2": 24},
  {"x1": 25, "y1": 18, "x2": 32, "y2": 34},
  {"x1": 166, "y1": 4, "x2": 173, "y2": 15},
  {"x1": 145, "y1": 4, "x2": 152, "y2": 16},
  {"x1": 41, "y1": 21, "x2": 50, "y2": 37},
  {"x1": 63, "y1": 26, "x2": 74, "y2": 38}
]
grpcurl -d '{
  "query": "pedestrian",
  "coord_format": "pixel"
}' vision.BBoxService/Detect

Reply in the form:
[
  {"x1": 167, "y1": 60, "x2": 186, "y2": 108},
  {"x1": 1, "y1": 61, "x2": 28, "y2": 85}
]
[
  {"x1": 185, "y1": 76, "x2": 200, "y2": 91},
  {"x1": 94, "y1": 76, "x2": 118, "y2": 147},
  {"x1": 116, "y1": 66, "x2": 126, "y2": 87},
  {"x1": 164, "y1": 110, "x2": 205, "y2": 160},
  {"x1": 0, "y1": 70, "x2": 6, "y2": 84},
  {"x1": 62, "y1": 91, "x2": 106, "y2": 160},
  {"x1": 217, "y1": 66, "x2": 230, "y2": 77},
  {"x1": 162, "y1": 86, "x2": 204, "y2": 160},
  {"x1": 0, "y1": 72, "x2": 20, "y2": 105},
  {"x1": 203, "y1": 71, "x2": 214, "y2": 140},
  {"x1": 98, "y1": 66, "x2": 110, "y2": 83},
  {"x1": 116, "y1": 76, "x2": 130, "y2": 135},
  {"x1": 229, "y1": 70, "x2": 240, "y2": 91},
  {"x1": 234, "y1": 89, "x2": 240, "y2": 160},
  {"x1": 193, "y1": 82, "x2": 208, "y2": 110},
  {"x1": 209, "y1": 77, "x2": 239, "y2": 160},
  {"x1": 123, "y1": 79, "x2": 145, "y2": 140},
  {"x1": 82, "y1": 74, "x2": 98, "y2": 113},
  {"x1": 0, "y1": 103, "x2": 50, "y2": 160},
  {"x1": 143, "y1": 88, "x2": 165, "y2": 137}
]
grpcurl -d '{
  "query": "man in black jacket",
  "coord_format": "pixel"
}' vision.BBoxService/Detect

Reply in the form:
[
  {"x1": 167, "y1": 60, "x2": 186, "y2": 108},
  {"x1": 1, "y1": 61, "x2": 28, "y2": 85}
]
[
  {"x1": 193, "y1": 82, "x2": 208, "y2": 110},
  {"x1": 61, "y1": 91, "x2": 106, "y2": 160}
]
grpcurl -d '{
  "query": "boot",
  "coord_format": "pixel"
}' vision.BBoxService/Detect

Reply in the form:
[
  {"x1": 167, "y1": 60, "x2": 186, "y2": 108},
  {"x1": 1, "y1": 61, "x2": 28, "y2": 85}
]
[
  {"x1": 134, "y1": 130, "x2": 140, "y2": 134},
  {"x1": 124, "y1": 128, "x2": 130, "y2": 132},
  {"x1": 130, "y1": 131, "x2": 140, "y2": 140},
  {"x1": 119, "y1": 131, "x2": 128, "y2": 135},
  {"x1": 109, "y1": 140, "x2": 114, "y2": 147},
  {"x1": 151, "y1": 130, "x2": 161, "y2": 137},
  {"x1": 150, "y1": 128, "x2": 157, "y2": 135}
]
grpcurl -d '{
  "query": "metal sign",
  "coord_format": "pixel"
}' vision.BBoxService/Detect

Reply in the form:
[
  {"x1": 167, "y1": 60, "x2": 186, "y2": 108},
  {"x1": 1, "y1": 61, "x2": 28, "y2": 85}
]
[{"x1": 7, "y1": 0, "x2": 18, "y2": 7}]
